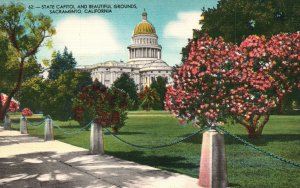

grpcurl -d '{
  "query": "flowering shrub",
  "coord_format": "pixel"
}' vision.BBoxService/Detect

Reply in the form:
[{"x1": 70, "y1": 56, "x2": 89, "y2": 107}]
[
  {"x1": 73, "y1": 82, "x2": 129, "y2": 132},
  {"x1": 22, "y1": 108, "x2": 33, "y2": 116},
  {"x1": 0, "y1": 93, "x2": 20, "y2": 112},
  {"x1": 165, "y1": 33, "x2": 300, "y2": 138}
]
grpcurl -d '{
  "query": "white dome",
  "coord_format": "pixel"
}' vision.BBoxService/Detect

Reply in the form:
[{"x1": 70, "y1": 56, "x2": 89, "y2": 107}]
[{"x1": 140, "y1": 60, "x2": 172, "y2": 72}]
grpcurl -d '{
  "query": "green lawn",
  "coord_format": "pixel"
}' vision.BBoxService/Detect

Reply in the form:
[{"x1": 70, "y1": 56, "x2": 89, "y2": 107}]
[{"x1": 10, "y1": 111, "x2": 300, "y2": 188}]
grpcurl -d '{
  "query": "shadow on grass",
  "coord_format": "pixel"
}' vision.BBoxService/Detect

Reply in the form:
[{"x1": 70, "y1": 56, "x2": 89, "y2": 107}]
[
  {"x1": 228, "y1": 182, "x2": 242, "y2": 187},
  {"x1": 181, "y1": 132, "x2": 300, "y2": 146},
  {"x1": 104, "y1": 131, "x2": 145, "y2": 135},
  {"x1": 106, "y1": 150, "x2": 198, "y2": 173}
]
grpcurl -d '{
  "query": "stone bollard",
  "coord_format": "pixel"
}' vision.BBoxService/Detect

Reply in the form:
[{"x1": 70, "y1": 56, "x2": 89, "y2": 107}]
[
  {"x1": 4, "y1": 114, "x2": 11, "y2": 130},
  {"x1": 198, "y1": 129, "x2": 228, "y2": 188},
  {"x1": 90, "y1": 122, "x2": 104, "y2": 155},
  {"x1": 20, "y1": 116, "x2": 28, "y2": 134},
  {"x1": 44, "y1": 118, "x2": 54, "y2": 141}
]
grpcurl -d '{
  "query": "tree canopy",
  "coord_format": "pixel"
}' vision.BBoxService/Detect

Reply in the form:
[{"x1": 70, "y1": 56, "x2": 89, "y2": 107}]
[
  {"x1": 42, "y1": 70, "x2": 92, "y2": 121},
  {"x1": 201, "y1": 0, "x2": 300, "y2": 44},
  {"x1": 0, "y1": 3, "x2": 55, "y2": 119},
  {"x1": 150, "y1": 76, "x2": 167, "y2": 110},
  {"x1": 113, "y1": 73, "x2": 138, "y2": 110},
  {"x1": 48, "y1": 47, "x2": 77, "y2": 80},
  {"x1": 139, "y1": 86, "x2": 160, "y2": 111},
  {"x1": 166, "y1": 33, "x2": 300, "y2": 138}
]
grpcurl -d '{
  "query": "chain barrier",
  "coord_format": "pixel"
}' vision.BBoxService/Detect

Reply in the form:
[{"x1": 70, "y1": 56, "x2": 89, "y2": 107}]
[
  {"x1": 53, "y1": 120, "x2": 92, "y2": 135},
  {"x1": 27, "y1": 119, "x2": 46, "y2": 128},
  {"x1": 216, "y1": 126, "x2": 300, "y2": 168},
  {"x1": 104, "y1": 126, "x2": 208, "y2": 150}
]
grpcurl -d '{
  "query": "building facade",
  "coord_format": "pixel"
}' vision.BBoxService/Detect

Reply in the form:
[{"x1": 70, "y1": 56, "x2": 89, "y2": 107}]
[{"x1": 82, "y1": 10, "x2": 172, "y2": 90}]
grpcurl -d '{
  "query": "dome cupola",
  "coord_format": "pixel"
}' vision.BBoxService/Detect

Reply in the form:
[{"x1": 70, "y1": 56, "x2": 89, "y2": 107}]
[{"x1": 133, "y1": 9, "x2": 156, "y2": 36}]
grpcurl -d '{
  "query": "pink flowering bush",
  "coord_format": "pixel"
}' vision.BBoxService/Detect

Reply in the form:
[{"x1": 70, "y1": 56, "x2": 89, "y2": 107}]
[
  {"x1": 22, "y1": 108, "x2": 33, "y2": 116},
  {"x1": 165, "y1": 33, "x2": 300, "y2": 138},
  {"x1": 0, "y1": 93, "x2": 20, "y2": 112}
]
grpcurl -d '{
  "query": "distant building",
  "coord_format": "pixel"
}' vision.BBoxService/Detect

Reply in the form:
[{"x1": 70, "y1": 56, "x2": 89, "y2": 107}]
[{"x1": 80, "y1": 10, "x2": 172, "y2": 90}]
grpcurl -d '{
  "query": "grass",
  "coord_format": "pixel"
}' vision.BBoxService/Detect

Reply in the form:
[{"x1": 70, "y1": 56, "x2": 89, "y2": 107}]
[{"x1": 10, "y1": 111, "x2": 300, "y2": 188}]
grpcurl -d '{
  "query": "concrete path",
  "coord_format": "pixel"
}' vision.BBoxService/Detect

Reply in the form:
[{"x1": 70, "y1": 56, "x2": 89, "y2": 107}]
[{"x1": 0, "y1": 127, "x2": 199, "y2": 188}]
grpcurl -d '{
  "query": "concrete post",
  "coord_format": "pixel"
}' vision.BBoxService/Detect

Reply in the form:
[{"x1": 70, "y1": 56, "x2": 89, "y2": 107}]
[
  {"x1": 4, "y1": 114, "x2": 11, "y2": 130},
  {"x1": 44, "y1": 118, "x2": 54, "y2": 141},
  {"x1": 198, "y1": 129, "x2": 228, "y2": 188},
  {"x1": 20, "y1": 116, "x2": 28, "y2": 134},
  {"x1": 90, "y1": 122, "x2": 104, "y2": 155}
]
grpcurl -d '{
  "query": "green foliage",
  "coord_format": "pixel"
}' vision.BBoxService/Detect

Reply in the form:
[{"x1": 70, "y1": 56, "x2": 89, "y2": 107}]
[
  {"x1": 150, "y1": 76, "x2": 167, "y2": 110},
  {"x1": 139, "y1": 86, "x2": 160, "y2": 111},
  {"x1": 73, "y1": 81, "x2": 129, "y2": 131},
  {"x1": 201, "y1": 0, "x2": 300, "y2": 44},
  {"x1": 113, "y1": 73, "x2": 138, "y2": 110},
  {"x1": 42, "y1": 70, "x2": 92, "y2": 120},
  {"x1": 0, "y1": 3, "x2": 55, "y2": 119},
  {"x1": 0, "y1": 32, "x2": 42, "y2": 97},
  {"x1": 18, "y1": 77, "x2": 45, "y2": 113},
  {"x1": 0, "y1": 3, "x2": 55, "y2": 56},
  {"x1": 48, "y1": 47, "x2": 77, "y2": 80}
]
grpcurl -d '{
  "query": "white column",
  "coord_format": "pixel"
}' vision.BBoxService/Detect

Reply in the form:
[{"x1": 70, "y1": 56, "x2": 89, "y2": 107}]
[
  {"x1": 134, "y1": 49, "x2": 136, "y2": 58},
  {"x1": 110, "y1": 72, "x2": 113, "y2": 85},
  {"x1": 90, "y1": 122, "x2": 104, "y2": 155},
  {"x1": 44, "y1": 118, "x2": 54, "y2": 141},
  {"x1": 4, "y1": 114, "x2": 11, "y2": 130},
  {"x1": 198, "y1": 129, "x2": 228, "y2": 187},
  {"x1": 20, "y1": 116, "x2": 28, "y2": 134},
  {"x1": 142, "y1": 48, "x2": 144, "y2": 58}
]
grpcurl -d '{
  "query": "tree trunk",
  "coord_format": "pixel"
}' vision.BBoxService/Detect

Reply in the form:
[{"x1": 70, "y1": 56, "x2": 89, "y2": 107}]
[
  {"x1": 112, "y1": 127, "x2": 119, "y2": 133},
  {"x1": 245, "y1": 126, "x2": 263, "y2": 139},
  {"x1": 0, "y1": 58, "x2": 25, "y2": 121},
  {"x1": 236, "y1": 113, "x2": 270, "y2": 139},
  {"x1": 0, "y1": 111, "x2": 4, "y2": 122}
]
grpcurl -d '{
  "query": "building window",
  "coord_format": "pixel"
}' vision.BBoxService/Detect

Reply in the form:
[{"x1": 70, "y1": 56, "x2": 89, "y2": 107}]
[
  {"x1": 166, "y1": 71, "x2": 168, "y2": 73},
  {"x1": 106, "y1": 68, "x2": 109, "y2": 71},
  {"x1": 158, "y1": 71, "x2": 161, "y2": 73},
  {"x1": 120, "y1": 68, "x2": 123, "y2": 71},
  {"x1": 151, "y1": 71, "x2": 153, "y2": 73}
]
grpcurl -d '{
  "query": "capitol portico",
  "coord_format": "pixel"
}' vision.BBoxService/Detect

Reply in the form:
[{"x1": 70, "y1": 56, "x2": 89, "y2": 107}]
[{"x1": 81, "y1": 10, "x2": 172, "y2": 90}]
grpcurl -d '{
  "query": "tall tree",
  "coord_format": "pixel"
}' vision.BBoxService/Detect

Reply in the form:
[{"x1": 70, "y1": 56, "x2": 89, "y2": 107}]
[
  {"x1": 139, "y1": 86, "x2": 160, "y2": 111},
  {"x1": 166, "y1": 33, "x2": 299, "y2": 138},
  {"x1": 48, "y1": 47, "x2": 77, "y2": 80},
  {"x1": 0, "y1": 3, "x2": 55, "y2": 120},
  {"x1": 18, "y1": 77, "x2": 46, "y2": 113},
  {"x1": 0, "y1": 33, "x2": 41, "y2": 97},
  {"x1": 113, "y1": 73, "x2": 138, "y2": 110},
  {"x1": 42, "y1": 70, "x2": 92, "y2": 120},
  {"x1": 201, "y1": 0, "x2": 300, "y2": 44},
  {"x1": 150, "y1": 76, "x2": 167, "y2": 110}
]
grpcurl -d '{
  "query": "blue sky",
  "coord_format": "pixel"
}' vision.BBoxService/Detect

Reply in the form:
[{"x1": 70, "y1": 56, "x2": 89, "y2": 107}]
[{"x1": 3, "y1": 0, "x2": 218, "y2": 66}]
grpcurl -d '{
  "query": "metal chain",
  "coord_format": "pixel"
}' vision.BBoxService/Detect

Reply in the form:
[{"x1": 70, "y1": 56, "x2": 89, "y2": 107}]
[
  {"x1": 53, "y1": 121, "x2": 92, "y2": 135},
  {"x1": 104, "y1": 126, "x2": 207, "y2": 150},
  {"x1": 27, "y1": 120, "x2": 46, "y2": 128},
  {"x1": 216, "y1": 126, "x2": 300, "y2": 168}
]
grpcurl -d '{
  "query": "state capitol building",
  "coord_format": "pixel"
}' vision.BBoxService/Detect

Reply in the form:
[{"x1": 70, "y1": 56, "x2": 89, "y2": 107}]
[{"x1": 81, "y1": 10, "x2": 172, "y2": 90}]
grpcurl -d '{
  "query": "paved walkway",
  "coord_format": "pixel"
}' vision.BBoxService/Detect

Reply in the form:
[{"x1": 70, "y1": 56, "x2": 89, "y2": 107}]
[{"x1": 0, "y1": 127, "x2": 199, "y2": 188}]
